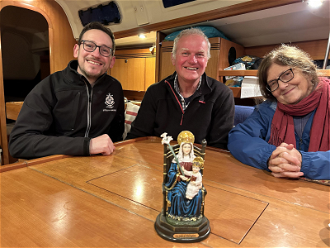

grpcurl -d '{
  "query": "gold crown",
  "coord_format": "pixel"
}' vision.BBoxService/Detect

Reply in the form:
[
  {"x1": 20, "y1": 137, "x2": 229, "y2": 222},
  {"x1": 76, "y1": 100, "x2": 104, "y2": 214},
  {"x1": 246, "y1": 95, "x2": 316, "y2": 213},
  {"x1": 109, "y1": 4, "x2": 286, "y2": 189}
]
[
  {"x1": 193, "y1": 157, "x2": 204, "y2": 168},
  {"x1": 177, "y1": 130, "x2": 195, "y2": 145}
]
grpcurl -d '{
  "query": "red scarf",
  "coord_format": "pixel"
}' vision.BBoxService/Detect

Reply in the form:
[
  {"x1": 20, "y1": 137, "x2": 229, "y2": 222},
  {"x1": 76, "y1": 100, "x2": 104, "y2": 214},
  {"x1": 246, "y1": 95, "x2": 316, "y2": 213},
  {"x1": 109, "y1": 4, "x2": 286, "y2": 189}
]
[{"x1": 269, "y1": 77, "x2": 330, "y2": 152}]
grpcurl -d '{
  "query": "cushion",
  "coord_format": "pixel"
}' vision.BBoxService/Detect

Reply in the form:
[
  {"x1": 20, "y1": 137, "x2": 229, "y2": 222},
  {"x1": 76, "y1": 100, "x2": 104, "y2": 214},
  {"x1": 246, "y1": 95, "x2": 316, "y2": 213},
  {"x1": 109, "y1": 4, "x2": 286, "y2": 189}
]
[
  {"x1": 234, "y1": 105, "x2": 255, "y2": 126},
  {"x1": 123, "y1": 102, "x2": 140, "y2": 139},
  {"x1": 164, "y1": 26, "x2": 230, "y2": 41}
]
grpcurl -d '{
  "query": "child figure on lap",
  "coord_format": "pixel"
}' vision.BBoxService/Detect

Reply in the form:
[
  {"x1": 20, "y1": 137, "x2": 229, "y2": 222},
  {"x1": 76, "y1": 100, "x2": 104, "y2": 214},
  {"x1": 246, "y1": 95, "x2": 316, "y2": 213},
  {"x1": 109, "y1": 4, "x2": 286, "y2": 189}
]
[{"x1": 182, "y1": 157, "x2": 204, "y2": 200}]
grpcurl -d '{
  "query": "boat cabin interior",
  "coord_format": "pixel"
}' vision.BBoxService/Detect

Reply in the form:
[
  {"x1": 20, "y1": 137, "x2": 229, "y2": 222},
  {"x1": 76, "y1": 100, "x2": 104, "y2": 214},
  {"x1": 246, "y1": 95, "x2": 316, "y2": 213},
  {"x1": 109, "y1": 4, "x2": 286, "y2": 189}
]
[{"x1": 0, "y1": 0, "x2": 329, "y2": 164}]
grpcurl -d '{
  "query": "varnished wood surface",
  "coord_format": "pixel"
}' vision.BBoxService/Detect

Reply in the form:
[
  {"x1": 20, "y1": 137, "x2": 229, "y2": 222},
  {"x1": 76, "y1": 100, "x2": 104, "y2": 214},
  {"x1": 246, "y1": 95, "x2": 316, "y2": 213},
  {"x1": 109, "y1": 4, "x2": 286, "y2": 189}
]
[
  {"x1": 218, "y1": 39, "x2": 245, "y2": 70},
  {"x1": 245, "y1": 39, "x2": 330, "y2": 61},
  {"x1": 111, "y1": 57, "x2": 152, "y2": 91},
  {"x1": 0, "y1": 29, "x2": 9, "y2": 165},
  {"x1": 5, "y1": 101, "x2": 23, "y2": 121},
  {"x1": 0, "y1": 0, "x2": 75, "y2": 73},
  {"x1": 229, "y1": 87, "x2": 242, "y2": 98},
  {"x1": 122, "y1": 90, "x2": 145, "y2": 101},
  {"x1": 0, "y1": 0, "x2": 75, "y2": 165},
  {"x1": 110, "y1": 48, "x2": 156, "y2": 91},
  {"x1": 1, "y1": 137, "x2": 329, "y2": 247},
  {"x1": 145, "y1": 57, "x2": 156, "y2": 89}
]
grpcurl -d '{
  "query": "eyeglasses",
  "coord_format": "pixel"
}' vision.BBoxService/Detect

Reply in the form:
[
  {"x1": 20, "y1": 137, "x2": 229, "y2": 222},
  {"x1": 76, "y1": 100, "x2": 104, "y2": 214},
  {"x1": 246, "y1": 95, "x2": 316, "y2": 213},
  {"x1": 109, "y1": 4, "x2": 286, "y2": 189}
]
[
  {"x1": 266, "y1": 68, "x2": 294, "y2": 92},
  {"x1": 80, "y1": 40, "x2": 112, "y2": 57}
]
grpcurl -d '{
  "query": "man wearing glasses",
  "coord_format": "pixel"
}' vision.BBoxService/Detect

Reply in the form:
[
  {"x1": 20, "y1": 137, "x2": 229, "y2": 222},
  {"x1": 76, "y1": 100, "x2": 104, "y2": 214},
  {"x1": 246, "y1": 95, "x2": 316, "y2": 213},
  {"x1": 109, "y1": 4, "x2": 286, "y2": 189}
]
[{"x1": 9, "y1": 22, "x2": 124, "y2": 159}]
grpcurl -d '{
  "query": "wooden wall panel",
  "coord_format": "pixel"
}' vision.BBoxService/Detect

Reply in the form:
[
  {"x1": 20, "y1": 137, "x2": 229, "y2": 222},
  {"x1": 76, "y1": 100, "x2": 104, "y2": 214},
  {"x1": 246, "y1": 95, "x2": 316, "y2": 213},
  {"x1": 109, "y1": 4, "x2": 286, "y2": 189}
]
[
  {"x1": 0, "y1": 0, "x2": 75, "y2": 73},
  {"x1": 0, "y1": 30, "x2": 9, "y2": 165},
  {"x1": 127, "y1": 58, "x2": 145, "y2": 91},
  {"x1": 219, "y1": 38, "x2": 245, "y2": 70},
  {"x1": 122, "y1": 90, "x2": 145, "y2": 101},
  {"x1": 207, "y1": 37, "x2": 221, "y2": 80},
  {"x1": 114, "y1": 48, "x2": 150, "y2": 56},
  {"x1": 156, "y1": 32, "x2": 167, "y2": 84},
  {"x1": 110, "y1": 48, "x2": 156, "y2": 92},
  {"x1": 111, "y1": 59, "x2": 129, "y2": 88},
  {"x1": 245, "y1": 39, "x2": 329, "y2": 60},
  {"x1": 159, "y1": 40, "x2": 174, "y2": 81},
  {"x1": 145, "y1": 57, "x2": 156, "y2": 90},
  {"x1": 111, "y1": 58, "x2": 146, "y2": 91},
  {"x1": 0, "y1": 0, "x2": 75, "y2": 164}
]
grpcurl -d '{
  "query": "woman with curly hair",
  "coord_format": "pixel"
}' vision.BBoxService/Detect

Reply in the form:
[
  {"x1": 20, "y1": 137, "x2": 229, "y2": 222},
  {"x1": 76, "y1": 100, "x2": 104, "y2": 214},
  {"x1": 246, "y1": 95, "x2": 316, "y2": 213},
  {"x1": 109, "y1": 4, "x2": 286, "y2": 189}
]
[{"x1": 228, "y1": 44, "x2": 329, "y2": 180}]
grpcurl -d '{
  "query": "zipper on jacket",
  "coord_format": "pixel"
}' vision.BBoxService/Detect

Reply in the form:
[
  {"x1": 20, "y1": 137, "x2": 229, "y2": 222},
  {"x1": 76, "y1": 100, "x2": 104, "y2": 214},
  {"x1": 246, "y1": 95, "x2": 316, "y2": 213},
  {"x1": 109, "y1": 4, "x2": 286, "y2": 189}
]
[
  {"x1": 298, "y1": 138, "x2": 303, "y2": 150},
  {"x1": 84, "y1": 83, "x2": 93, "y2": 137},
  {"x1": 165, "y1": 80, "x2": 184, "y2": 125},
  {"x1": 71, "y1": 92, "x2": 81, "y2": 130},
  {"x1": 81, "y1": 73, "x2": 105, "y2": 138}
]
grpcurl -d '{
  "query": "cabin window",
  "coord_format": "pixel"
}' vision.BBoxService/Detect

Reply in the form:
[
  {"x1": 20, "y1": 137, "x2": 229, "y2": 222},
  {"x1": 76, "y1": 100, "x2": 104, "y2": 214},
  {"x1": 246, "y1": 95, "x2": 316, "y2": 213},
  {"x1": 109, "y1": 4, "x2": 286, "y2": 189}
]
[
  {"x1": 162, "y1": 0, "x2": 196, "y2": 8},
  {"x1": 79, "y1": 1, "x2": 121, "y2": 26}
]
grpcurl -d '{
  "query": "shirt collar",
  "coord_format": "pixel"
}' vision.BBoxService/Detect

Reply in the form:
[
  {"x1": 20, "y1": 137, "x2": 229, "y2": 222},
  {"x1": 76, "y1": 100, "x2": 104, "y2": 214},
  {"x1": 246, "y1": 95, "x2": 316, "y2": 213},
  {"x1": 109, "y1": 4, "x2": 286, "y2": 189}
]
[{"x1": 174, "y1": 74, "x2": 202, "y2": 111}]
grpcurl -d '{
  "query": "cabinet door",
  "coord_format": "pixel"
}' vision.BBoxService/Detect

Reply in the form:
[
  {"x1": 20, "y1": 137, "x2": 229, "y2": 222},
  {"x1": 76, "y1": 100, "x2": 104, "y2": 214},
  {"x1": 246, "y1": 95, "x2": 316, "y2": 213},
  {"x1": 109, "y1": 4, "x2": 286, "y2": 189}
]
[
  {"x1": 127, "y1": 58, "x2": 145, "y2": 91},
  {"x1": 110, "y1": 58, "x2": 128, "y2": 88},
  {"x1": 111, "y1": 58, "x2": 146, "y2": 91},
  {"x1": 145, "y1": 57, "x2": 156, "y2": 90},
  {"x1": 159, "y1": 41, "x2": 175, "y2": 81}
]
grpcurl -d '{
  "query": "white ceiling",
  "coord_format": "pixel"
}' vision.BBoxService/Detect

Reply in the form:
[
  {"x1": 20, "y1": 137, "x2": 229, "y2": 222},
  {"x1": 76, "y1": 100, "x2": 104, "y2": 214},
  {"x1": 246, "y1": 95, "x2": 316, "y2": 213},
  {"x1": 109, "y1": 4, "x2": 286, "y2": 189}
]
[
  {"x1": 55, "y1": 0, "x2": 248, "y2": 36},
  {"x1": 55, "y1": 0, "x2": 249, "y2": 45},
  {"x1": 197, "y1": 0, "x2": 330, "y2": 47},
  {"x1": 160, "y1": 0, "x2": 330, "y2": 47},
  {"x1": 56, "y1": 0, "x2": 329, "y2": 48}
]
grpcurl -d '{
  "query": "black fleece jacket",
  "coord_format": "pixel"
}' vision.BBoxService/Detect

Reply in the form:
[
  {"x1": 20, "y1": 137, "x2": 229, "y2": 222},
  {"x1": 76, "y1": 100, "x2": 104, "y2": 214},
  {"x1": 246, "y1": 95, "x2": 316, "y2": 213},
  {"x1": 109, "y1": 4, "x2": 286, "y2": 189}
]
[
  {"x1": 9, "y1": 60, "x2": 125, "y2": 159},
  {"x1": 127, "y1": 72, "x2": 234, "y2": 149}
]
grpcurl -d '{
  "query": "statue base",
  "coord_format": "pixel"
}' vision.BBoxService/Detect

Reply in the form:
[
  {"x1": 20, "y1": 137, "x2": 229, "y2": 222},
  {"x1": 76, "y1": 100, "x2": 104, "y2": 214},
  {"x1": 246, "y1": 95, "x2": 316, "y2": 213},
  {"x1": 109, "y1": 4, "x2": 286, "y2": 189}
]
[{"x1": 154, "y1": 213, "x2": 210, "y2": 243}]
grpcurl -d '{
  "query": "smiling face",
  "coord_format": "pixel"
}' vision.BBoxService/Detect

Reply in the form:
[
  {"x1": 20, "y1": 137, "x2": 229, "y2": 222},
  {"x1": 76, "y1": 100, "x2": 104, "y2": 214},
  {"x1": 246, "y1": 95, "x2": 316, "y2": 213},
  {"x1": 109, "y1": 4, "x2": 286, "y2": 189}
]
[
  {"x1": 182, "y1": 143, "x2": 192, "y2": 156},
  {"x1": 73, "y1": 29, "x2": 115, "y2": 85},
  {"x1": 192, "y1": 166, "x2": 200, "y2": 173},
  {"x1": 171, "y1": 34, "x2": 209, "y2": 85},
  {"x1": 267, "y1": 63, "x2": 314, "y2": 105}
]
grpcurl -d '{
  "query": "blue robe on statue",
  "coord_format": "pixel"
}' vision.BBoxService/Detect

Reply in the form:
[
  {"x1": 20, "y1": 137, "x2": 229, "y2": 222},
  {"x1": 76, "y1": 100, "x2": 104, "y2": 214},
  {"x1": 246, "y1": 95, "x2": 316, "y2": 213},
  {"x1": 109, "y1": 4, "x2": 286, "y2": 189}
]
[{"x1": 165, "y1": 161, "x2": 204, "y2": 219}]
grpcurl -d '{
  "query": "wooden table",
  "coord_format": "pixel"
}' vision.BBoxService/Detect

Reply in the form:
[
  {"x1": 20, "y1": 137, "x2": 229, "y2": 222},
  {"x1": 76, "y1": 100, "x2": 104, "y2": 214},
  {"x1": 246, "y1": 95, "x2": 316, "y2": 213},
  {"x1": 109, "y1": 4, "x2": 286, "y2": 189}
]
[{"x1": 1, "y1": 137, "x2": 329, "y2": 247}]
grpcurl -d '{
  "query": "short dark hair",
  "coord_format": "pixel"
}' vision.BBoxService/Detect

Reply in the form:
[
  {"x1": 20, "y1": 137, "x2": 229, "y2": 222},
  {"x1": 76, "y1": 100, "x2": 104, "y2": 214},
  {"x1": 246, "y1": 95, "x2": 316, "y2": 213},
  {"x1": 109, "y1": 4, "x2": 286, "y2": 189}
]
[{"x1": 77, "y1": 22, "x2": 115, "y2": 55}]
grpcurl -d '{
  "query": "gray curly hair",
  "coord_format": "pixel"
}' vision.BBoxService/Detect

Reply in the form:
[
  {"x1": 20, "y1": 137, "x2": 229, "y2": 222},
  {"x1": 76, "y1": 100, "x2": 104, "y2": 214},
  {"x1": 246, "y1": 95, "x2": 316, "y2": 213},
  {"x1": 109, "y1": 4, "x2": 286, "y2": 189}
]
[{"x1": 258, "y1": 44, "x2": 319, "y2": 101}]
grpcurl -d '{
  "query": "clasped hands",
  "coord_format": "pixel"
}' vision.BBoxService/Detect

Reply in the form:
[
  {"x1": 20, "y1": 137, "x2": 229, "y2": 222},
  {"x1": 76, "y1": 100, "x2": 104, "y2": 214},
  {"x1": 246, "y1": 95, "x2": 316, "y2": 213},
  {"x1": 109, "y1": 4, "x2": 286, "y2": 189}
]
[
  {"x1": 268, "y1": 143, "x2": 304, "y2": 178},
  {"x1": 89, "y1": 134, "x2": 115, "y2": 155}
]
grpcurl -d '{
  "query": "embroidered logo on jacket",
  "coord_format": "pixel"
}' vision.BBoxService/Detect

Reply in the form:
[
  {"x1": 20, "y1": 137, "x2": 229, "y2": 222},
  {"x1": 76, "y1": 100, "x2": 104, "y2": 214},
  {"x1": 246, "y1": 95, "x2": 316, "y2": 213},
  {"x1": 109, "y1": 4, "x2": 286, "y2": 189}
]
[
  {"x1": 103, "y1": 93, "x2": 116, "y2": 112},
  {"x1": 105, "y1": 93, "x2": 115, "y2": 108}
]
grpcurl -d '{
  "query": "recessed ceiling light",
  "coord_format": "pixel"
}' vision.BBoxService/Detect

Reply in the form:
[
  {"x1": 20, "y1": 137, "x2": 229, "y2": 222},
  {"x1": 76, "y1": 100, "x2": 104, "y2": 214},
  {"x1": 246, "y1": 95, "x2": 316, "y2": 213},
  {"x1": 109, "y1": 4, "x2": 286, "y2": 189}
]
[
  {"x1": 138, "y1": 34, "x2": 146, "y2": 39},
  {"x1": 307, "y1": 0, "x2": 323, "y2": 8}
]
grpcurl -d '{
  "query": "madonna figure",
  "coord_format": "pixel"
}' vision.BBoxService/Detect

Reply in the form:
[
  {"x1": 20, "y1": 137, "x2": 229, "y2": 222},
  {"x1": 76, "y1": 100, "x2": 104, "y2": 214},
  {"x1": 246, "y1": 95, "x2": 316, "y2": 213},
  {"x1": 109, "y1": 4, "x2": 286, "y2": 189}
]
[
  {"x1": 164, "y1": 131, "x2": 205, "y2": 222},
  {"x1": 155, "y1": 130, "x2": 210, "y2": 242}
]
